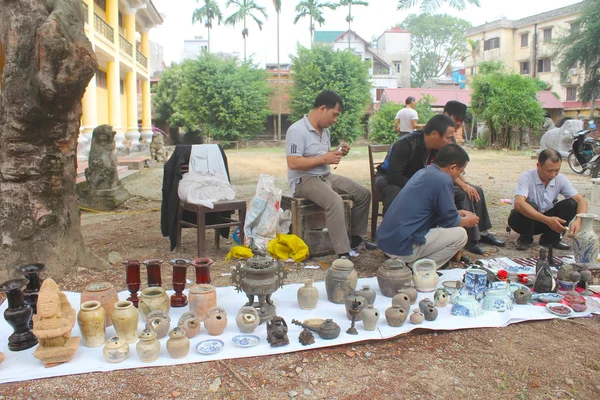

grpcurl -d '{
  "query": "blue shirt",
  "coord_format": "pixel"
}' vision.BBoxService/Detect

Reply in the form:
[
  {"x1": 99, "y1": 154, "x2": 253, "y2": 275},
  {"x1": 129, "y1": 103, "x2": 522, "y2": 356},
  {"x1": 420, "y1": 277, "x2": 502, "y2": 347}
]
[{"x1": 376, "y1": 164, "x2": 462, "y2": 256}]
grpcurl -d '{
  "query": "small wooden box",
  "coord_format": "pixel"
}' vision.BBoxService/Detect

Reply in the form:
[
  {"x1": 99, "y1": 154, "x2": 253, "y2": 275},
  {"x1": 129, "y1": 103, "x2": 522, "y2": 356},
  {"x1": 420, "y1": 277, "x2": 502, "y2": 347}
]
[{"x1": 281, "y1": 195, "x2": 352, "y2": 257}]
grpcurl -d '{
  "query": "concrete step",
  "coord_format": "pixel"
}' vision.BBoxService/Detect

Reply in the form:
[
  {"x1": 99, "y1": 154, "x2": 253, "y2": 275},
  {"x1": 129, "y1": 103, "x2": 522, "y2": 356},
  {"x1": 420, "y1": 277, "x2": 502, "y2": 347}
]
[{"x1": 76, "y1": 165, "x2": 135, "y2": 184}]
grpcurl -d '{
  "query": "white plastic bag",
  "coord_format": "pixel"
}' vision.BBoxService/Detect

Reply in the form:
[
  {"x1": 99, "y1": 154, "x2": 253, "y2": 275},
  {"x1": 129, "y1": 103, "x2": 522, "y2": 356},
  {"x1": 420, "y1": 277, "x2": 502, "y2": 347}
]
[{"x1": 244, "y1": 175, "x2": 282, "y2": 249}]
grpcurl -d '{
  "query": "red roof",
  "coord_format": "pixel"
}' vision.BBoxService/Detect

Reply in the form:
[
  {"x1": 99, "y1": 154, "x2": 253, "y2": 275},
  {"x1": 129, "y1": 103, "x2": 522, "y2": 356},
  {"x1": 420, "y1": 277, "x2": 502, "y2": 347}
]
[
  {"x1": 386, "y1": 27, "x2": 410, "y2": 34},
  {"x1": 382, "y1": 89, "x2": 564, "y2": 109},
  {"x1": 562, "y1": 99, "x2": 600, "y2": 109}
]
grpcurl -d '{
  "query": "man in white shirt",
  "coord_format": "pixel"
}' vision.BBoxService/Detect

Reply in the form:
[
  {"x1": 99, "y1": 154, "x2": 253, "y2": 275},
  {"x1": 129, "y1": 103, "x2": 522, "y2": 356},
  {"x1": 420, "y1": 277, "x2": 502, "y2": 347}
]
[
  {"x1": 508, "y1": 149, "x2": 587, "y2": 250},
  {"x1": 394, "y1": 96, "x2": 418, "y2": 138}
]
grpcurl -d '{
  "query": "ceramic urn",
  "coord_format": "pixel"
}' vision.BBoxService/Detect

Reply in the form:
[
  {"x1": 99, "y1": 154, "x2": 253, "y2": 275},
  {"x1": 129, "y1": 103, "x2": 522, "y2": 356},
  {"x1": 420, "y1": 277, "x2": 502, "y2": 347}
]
[
  {"x1": 138, "y1": 287, "x2": 170, "y2": 322},
  {"x1": 78, "y1": 300, "x2": 106, "y2": 348},
  {"x1": 136, "y1": 328, "x2": 161, "y2": 363},
  {"x1": 376, "y1": 259, "x2": 413, "y2": 297},
  {"x1": 412, "y1": 259, "x2": 439, "y2": 293},
  {"x1": 236, "y1": 306, "x2": 260, "y2": 333},
  {"x1": 166, "y1": 327, "x2": 190, "y2": 359},
  {"x1": 103, "y1": 336, "x2": 129, "y2": 363},
  {"x1": 385, "y1": 305, "x2": 408, "y2": 327},
  {"x1": 80, "y1": 282, "x2": 119, "y2": 327},
  {"x1": 297, "y1": 280, "x2": 319, "y2": 310},
  {"x1": 112, "y1": 300, "x2": 139, "y2": 344},
  {"x1": 188, "y1": 284, "x2": 217, "y2": 321},
  {"x1": 362, "y1": 305, "x2": 380, "y2": 331},
  {"x1": 204, "y1": 306, "x2": 228, "y2": 336},
  {"x1": 325, "y1": 258, "x2": 358, "y2": 304}
]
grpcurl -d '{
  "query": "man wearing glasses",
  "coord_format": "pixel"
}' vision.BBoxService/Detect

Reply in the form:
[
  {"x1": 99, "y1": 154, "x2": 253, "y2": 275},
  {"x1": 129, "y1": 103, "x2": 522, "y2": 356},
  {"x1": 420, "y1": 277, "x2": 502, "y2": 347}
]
[{"x1": 443, "y1": 101, "x2": 505, "y2": 255}]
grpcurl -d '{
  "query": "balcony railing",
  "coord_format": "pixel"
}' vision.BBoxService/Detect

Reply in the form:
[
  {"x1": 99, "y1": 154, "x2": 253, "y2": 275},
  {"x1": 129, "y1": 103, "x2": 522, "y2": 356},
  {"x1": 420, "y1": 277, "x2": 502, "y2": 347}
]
[
  {"x1": 94, "y1": 13, "x2": 114, "y2": 42},
  {"x1": 137, "y1": 50, "x2": 148, "y2": 68},
  {"x1": 119, "y1": 35, "x2": 133, "y2": 56},
  {"x1": 82, "y1": 1, "x2": 88, "y2": 20}
]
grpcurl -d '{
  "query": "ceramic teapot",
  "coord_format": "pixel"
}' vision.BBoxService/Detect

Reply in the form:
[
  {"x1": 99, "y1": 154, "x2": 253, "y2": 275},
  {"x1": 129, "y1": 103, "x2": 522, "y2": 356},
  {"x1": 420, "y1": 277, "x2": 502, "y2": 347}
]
[{"x1": 412, "y1": 259, "x2": 439, "y2": 292}]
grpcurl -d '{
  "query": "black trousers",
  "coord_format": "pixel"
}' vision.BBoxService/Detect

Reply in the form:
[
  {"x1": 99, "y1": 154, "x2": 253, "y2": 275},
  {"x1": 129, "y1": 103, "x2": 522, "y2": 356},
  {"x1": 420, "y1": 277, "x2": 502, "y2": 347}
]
[
  {"x1": 454, "y1": 184, "x2": 492, "y2": 242},
  {"x1": 507, "y1": 198, "x2": 578, "y2": 244}
]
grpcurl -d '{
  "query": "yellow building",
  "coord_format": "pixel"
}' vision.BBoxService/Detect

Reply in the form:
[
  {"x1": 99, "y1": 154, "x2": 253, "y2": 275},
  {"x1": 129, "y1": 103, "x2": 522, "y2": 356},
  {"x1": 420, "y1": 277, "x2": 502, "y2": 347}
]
[
  {"x1": 80, "y1": 0, "x2": 162, "y2": 158},
  {"x1": 464, "y1": 3, "x2": 587, "y2": 117}
]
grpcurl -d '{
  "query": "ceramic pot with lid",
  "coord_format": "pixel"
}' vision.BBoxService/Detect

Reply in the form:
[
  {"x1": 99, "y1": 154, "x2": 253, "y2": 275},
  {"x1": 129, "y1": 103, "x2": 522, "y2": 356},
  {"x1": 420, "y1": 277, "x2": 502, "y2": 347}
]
[
  {"x1": 376, "y1": 259, "x2": 412, "y2": 297},
  {"x1": 412, "y1": 259, "x2": 439, "y2": 293},
  {"x1": 325, "y1": 258, "x2": 358, "y2": 304}
]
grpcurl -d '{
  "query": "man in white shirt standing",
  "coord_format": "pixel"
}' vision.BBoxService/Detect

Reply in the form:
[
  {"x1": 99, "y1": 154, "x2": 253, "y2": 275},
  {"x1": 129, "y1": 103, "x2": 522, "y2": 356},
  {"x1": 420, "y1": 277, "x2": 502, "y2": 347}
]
[
  {"x1": 394, "y1": 96, "x2": 418, "y2": 138},
  {"x1": 508, "y1": 149, "x2": 587, "y2": 250}
]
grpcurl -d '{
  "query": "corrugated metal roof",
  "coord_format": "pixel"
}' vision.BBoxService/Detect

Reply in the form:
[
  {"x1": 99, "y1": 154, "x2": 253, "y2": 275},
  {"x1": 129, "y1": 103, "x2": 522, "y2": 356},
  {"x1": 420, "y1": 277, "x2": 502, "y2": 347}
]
[{"x1": 313, "y1": 31, "x2": 345, "y2": 43}]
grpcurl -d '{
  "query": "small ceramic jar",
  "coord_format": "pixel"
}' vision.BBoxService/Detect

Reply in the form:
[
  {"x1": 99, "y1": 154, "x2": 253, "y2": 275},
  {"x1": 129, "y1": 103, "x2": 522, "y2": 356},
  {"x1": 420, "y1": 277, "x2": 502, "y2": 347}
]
[
  {"x1": 103, "y1": 336, "x2": 129, "y2": 363},
  {"x1": 409, "y1": 309, "x2": 425, "y2": 325},
  {"x1": 362, "y1": 305, "x2": 380, "y2": 331},
  {"x1": 423, "y1": 305, "x2": 438, "y2": 321},
  {"x1": 145, "y1": 310, "x2": 171, "y2": 339},
  {"x1": 514, "y1": 288, "x2": 532, "y2": 305},
  {"x1": 398, "y1": 287, "x2": 418, "y2": 304},
  {"x1": 112, "y1": 300, "x2": 139, "y2": 344},
  {"x1": 344, "y1": 291, "x2": 367, "y2": 321},
  {"x1": 356, "y1": 285, "x2": 376, "y2": 307},
  {"x1": 434, "y1": 289, "x2": 448, "y2": 307},
  {"x1": 385, "y1": 305, "x2": 408, "y2": 327},
  {"x1": 392, "y1": 290, "x2": 411, "y2": 310},
  {"x1": 235, "y1": 306, "x2": 260, "y2": 333},
  {"x1": 136, "y1": 328, "x2": 161, "y2": 363},
  {"x1": 412, "y1": 259, "x2": 439, "y2": 293},
  {"x1": 166, "y1": 327, "x2": 190, "y2": 359},
  {"x1": 78, "y1": 300, "x2": 106, "y2": 348},
  {"x1": 138, "y1": 287, "x2": 170, "y2": 322},
  {"x1": 419, "y1": 298, "x2": 435, "y2": 313},
  {"x1": 178, "y1": 312, "x2": 201, "y2": 338},
  {"x1": 204, "y1": 306, "x2": 228, "y2": 336},
  {"x1": 297, "y1": 280, "x2": 319, "y2": 310}
]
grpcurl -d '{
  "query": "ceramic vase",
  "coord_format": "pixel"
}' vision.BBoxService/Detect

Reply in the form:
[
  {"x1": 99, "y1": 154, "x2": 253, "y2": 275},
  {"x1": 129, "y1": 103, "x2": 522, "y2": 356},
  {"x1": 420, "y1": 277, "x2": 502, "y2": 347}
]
[
  {"x1": 297, "y1": 280, "x2": 319, "y2": 310},
  {"x1": 136, "y1": 329, "x2": 161, "y2": 363},
  {"x1": 385, "y1": 305, "x2": 408, "y2": 327},
  {"x1": 178, "y1": 312, "x2": 201, "y2": 338},
  {"x1": 356, "y1": 285, "x2": 376, "y2": 306},
  {"x1": 112, "y1": 300, "x2": 139, "y2": 344},
  {"x1": 434, "y1": 289, "x2": 448, "y2": 307},
  {"x1": 188, "y1": 284, "x2": 217, "y2": 321},
  {"x1": 138, "y1": 287, "x2": 171, "y2": 322},
  {"x1": 573, "y1": 213, "x2": 599, "y2": 263},
  {"x1": 376, "y1": 259, "x2": 413, "y2": 297},
  {"x1": 409, "y1": 309, "x2": 424, "y2": 325},
  {"x1": 362, "y1": 305, "x2": 380, "y2": 331},
  {"x1": 145, "y1": 310, "x2": 171, "y2": 339},
  {"x1": 103, "y1": 336, "x2": 129, "y2": 363},
  {"x1": 170, "y1": 258, "x2": 190, "y2": 307},
  {"x1": 419, "y1": 298, "x2": 435, "y2": 313},
  {"x1": 0, "y1": 278, "x2": 38, "y2": 351},
  {"x1": 344, "y1": 291, "x2": 367, "y2": 321},
  {"x1": 80, "y1": 282, "x2": 119, "y2": 327},
  {"x1": 392, "y1": 290, "x2": 411, "y2": 310},
  {"x1": 191, "y1": 257, "x2": 213, "y2": 284},
  {"x1": 78, "y1": 300, "x2": 106, "y2": 348},
  {"x1": 235, "y1": 306, "x2": 260, "y2": 333},
  {"x1": 423, "y1": 305, "x2": 438, "y2": 321},
  {"x1": 398, "y1": 287, "x2": 418, "y2": 304},
  {"x1": 325, "y1": 258, "x2": 358, "y2": 304},
  {"x1": 166, "y1": 327, "x2": 190, "y2": 359},
  {"x1": 17, "y1": 263, "x2": 45, "y2": 328},
  {"x1": 464, "y1": 268, "x2": 488, "y2": 300},
  {"x1": 124, "y1": 260, "x2": 141, "y2": 307},
  {"x1": 143, "y1": 259, "x2": 163, "y2": 287},
  {"x1": 204, "y1": 306, "x2": 228, "y2": 336},
  {"x1": 412, "y1": 259, "x2": 439, "y2": 292}
]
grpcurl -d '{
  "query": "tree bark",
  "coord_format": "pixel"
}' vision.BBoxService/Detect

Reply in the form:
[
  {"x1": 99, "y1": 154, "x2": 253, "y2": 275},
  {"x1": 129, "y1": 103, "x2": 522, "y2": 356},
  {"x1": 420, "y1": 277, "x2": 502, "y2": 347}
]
[{"x1": 0, "y1": 0, "x2": 103, "y2": 281}]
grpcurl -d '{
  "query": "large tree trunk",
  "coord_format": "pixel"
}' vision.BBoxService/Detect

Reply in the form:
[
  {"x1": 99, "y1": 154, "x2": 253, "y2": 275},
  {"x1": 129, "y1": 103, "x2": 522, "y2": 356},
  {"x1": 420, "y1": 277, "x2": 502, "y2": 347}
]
[{"x1": 0, "y1": 0, "x2": 103, "y2": 281}]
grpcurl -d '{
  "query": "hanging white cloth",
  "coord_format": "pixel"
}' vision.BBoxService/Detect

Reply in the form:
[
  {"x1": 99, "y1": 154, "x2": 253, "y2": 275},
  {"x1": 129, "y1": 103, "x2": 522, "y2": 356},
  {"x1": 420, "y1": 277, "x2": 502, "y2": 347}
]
[{"x1": 189, "y1": 144, "x2": 230, "y2": 181}]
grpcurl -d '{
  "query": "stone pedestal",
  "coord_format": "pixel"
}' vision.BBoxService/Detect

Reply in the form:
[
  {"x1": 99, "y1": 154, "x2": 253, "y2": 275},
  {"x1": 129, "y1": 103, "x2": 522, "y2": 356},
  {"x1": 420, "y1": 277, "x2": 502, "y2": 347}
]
[{"x1": 78, "y1": 185, "x2": 131, "y2": 211}]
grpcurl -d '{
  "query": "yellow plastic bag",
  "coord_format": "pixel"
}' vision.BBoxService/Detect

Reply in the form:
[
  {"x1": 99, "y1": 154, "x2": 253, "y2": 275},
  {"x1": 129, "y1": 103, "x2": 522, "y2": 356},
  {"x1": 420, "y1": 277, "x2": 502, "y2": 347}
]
[
  {"x1": 267, "y1": 234, "x2": 310, "y2": 263},
  {"x1": 226, "y1": 245, "x2": 254, "y2": 262}
]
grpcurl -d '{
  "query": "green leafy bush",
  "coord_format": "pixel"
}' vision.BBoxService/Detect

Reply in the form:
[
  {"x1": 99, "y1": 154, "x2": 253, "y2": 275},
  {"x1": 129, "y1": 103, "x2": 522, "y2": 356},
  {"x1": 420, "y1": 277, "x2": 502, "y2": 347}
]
[{"x1": 369, "y1": 102, "x2": 401, "y2": 144}]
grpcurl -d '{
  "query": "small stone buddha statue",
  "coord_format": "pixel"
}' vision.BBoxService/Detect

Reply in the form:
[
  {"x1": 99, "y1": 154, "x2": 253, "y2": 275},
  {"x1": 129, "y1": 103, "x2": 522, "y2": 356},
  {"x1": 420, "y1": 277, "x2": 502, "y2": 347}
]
[{"x1": 32, "y1": 279, "x2": 80, "y2": 367}]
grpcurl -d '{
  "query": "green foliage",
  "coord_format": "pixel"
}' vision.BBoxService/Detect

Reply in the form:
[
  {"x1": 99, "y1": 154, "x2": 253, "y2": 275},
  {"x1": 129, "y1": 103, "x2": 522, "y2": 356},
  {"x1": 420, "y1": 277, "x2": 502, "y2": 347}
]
[
  {"x1": 553, "y1": 0, "x2": 600, "y2": 106},
  {"x1": 294, "y1": 0, "x2": 338, "y2": 42},
  {"x1": 478, "y1": 60, "x2": 504, "y2": 74},
  {"x1": 174, "y1": 54, "x2": 272, "y2": 140},
  {"x1": 532, "y1": 77, "x2": 551, "y2": 91},
  {"x1": 368, "y1": 102, "x2": 401, "y2": 144},
  {"x1": 192, "y1": 0, "x2": 222, "y2": 29},
  {"x1": 415, "y1": 94, "x2": 435, "y2": 124},
  {"x1": 397, "y1": 0, "x2": 481, "y2": 12},
  {"x1": 398, "y1": 14, "x2": 471, "y2": 87},
  {"x1": 470, "y1": 62, "x2": 545, "y2": 148},
  {"x1": 152, "y1": 62, "x2": 185, "y2": 127},
  {"x1": 471, "y1": 136, "x2": 487, "y2": 149},
  {"x1": 289, "y1": 45, "x2": 371, "y2": 143}
]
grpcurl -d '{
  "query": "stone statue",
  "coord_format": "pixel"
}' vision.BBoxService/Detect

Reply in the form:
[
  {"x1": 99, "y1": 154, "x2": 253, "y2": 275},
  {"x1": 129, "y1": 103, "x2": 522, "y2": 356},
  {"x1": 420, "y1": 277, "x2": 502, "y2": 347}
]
[
  {"x1": 533, "y1": 248, "x2": 558, "y2": 294},
  {"x1": 538, "y1": 119, "x2": 584, "y2": 157},
  {"x1": 266, "y1": 316, "x2": 289, "y2": 347},
  {"x1": 79, "y1": 124, "x2": 130, "y2": 210},
  {"x1": 150, "y1": 133, "x2": 167, "y2": 163},
  {"x1": 32, "y1": 279, "x2": 80, "y2": 366}
]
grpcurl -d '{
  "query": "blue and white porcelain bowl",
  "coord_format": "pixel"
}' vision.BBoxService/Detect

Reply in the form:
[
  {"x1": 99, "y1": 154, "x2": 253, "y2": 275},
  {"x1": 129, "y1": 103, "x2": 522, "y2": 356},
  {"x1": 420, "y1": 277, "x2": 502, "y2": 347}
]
[
  {"x1": 196, "y1": 339, "x2": 224, "y2": 355},
  {"x1": 481, "y1": 289, "x2": 513, "y2": 311},
  {"x1": 531, "y1": 293, "x2": 564, "y2": 303},
  {"x1": 232, "y1": 335, "x2": 260, "y2": 348},
  {"x1": 451, "y1": 295, "x2": 484, "y2": 317}
]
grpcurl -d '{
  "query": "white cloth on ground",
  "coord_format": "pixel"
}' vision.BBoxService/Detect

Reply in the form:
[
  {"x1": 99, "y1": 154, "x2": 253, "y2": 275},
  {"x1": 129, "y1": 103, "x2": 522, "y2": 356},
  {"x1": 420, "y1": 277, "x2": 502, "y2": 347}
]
[
  {"x1": 189, "y1": 144, "x2": 229, "y2": 181},
  {"x1": 177, "y1": 172, "x2": 236, "y2": 209}
]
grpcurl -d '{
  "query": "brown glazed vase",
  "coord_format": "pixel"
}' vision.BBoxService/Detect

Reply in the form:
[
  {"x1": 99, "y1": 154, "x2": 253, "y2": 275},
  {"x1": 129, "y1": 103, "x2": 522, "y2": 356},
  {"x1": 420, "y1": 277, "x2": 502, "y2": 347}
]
[
  {"x1": 188, "y1": 284, "x2": 217, "y2": 321},
  {"x1": 81, "y1": 282, "x2": 119, "y2": 327},
  {"x1": 78, "y1": 300, "x2": 106, "y2": 348}
]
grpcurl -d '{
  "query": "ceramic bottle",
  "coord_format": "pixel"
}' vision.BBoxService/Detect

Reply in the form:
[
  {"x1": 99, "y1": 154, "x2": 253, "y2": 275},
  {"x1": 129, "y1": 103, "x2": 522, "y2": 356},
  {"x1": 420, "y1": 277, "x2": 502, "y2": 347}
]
[
  {"x1": 136, "y1": 328, "x2": 161, "y2": 363},
  {"x1": 297, "y1": 280, "x2": 319, "y2": 310},
  {"x1": 434, "y1": 289, "x2": 448, "y2": 307},
  {"x1": 344, "y1": 291, "x2": 367, "y2": 321},
  {"x1": 80, "y1": 282, "x2": 119, "y2": 327},
  {"x1": 376, "y1": 259, "x2": 413, "y2": 297},
  {"x1": 356, "y1": 285, "x2": 376, "y2": 306},
  {"x1": 204, "y1": 306, "x2": 228, "y2": 336},
  {"x1": 385, "y1": 305, "x2": 408, "y2": 327},
  {"x1": 325, "y1": 258, "x2": 358, "y2": 304},
  {"x1": 392, "y1": 290, "x2": 411, "y2": 310},
  {"x1": 423, "y1": 305, "x2": 438, "y2": 321},
  {"x1": 412, "y1": 259, "x2": 439, "y2": 293},
  {"x1": 138, "y1": 287, "x2": 170, "y2": 322},
  {"x1": 78, "y1": 300, "x2": 106, "y2": 348},
  {"x1": 419, "y1": 298, "x2": 435, "y2": 313},
  {"x1": 235, "y1": 306, "x2": 260, "y2": 333},
  {"x1": 362, "y1": 305, "x2": 380, "y2": 331},
  {"x1": 573, "y1": 213, "x2": 599, "y2": 263},
  {"x1": 178, "y1": 312, "x2": 201, "y2": 338},
  {"x1": 103, "y1": 336, "x2": 129, "y2": 363},
  {"x1": 398, "y1": 287, "x2": 418, "y2": 304},
  {"x1": 188, "y1": 284, "x2": 217, "y2": 321},
  {"x1": 112, "y1": 300, "x2": 139, "y2": 344},
  {"x1": 145, "y1": 310, "x2": 171, "y2": 339},
  {"x1": 409, "y1": 309, "x2": 424, "y2": 325},
  {"x1": 166, "y1": 327, "x2": 190, "y2": 359}
]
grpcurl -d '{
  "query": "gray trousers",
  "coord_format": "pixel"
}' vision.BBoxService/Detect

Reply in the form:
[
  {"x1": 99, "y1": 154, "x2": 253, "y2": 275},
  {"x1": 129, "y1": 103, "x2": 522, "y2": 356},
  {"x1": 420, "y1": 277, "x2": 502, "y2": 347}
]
[
  {"x1": 295, "y1": 174, "x2": 371, "y2": 254},
  {"x1": 393, "y1": 227, "x2": 468, "y2": 268}
]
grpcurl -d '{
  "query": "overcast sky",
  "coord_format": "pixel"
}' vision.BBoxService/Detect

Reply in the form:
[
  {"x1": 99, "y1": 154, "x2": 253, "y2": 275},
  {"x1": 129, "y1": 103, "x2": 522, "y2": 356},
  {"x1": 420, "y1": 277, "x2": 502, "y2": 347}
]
[{"x1": 149, "y1": 0, "x2": 583, "y2": 66}]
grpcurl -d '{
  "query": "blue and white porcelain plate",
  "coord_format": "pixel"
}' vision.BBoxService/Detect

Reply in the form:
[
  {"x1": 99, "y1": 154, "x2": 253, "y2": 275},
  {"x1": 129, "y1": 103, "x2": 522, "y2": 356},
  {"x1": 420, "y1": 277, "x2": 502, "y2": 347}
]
[
  {"x1": 531, "y1": 293, "x2": 564, "y2": 303},
  {"x1": 488, "y1": 281, "x2": 528, "y2": 292},
  {"x1": 232, "y1": 334, "x2": 260, "y2": 348},
  {"x1": 196, "y1": 339, "x2": 224, "y2": 355}
]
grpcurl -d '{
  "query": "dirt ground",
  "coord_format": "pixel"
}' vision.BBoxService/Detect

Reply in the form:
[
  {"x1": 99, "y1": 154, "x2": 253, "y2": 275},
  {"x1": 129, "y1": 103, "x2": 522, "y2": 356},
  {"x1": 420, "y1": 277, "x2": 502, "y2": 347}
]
[{"x1": 2, "y1": 147, "x2": 600, "y2": 399}]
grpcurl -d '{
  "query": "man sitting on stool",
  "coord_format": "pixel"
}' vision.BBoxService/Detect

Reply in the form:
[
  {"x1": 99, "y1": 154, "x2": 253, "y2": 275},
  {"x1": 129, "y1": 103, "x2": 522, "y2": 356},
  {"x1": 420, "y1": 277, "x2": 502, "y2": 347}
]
[
  {"x1": 286, "y1": 90, "x2": 375, "y2": 259},
  {"x1": 376, "y1": 144, "x2": 479, "y2": 268},
  {"x1": 508, "y1": 149, "x2": 587, "y2": 250}
]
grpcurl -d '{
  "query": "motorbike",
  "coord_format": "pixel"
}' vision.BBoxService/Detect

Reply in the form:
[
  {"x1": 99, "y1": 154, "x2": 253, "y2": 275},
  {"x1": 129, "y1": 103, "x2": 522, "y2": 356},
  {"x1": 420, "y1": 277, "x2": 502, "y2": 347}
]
[{"x1": 567, "y1": 129, "x2": 600, "y2": 175}]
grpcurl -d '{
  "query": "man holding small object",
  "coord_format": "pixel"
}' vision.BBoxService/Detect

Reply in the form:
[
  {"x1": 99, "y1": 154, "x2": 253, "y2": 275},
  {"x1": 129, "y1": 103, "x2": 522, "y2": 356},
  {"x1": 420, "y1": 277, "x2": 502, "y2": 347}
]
[
  {"x1": 285, "y1": 90, "x2": 375, "y2": 258},
  {"x1": 508, "y1": 149, "x2": 587, "y2": 251}
]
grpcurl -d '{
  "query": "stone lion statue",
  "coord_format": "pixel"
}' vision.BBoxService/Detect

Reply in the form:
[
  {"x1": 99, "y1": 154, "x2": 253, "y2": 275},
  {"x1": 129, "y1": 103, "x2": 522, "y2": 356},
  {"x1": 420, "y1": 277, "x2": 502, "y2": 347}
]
[
  {"x1": 538, "y1": 119, "x2": 584, "y2": 157},
  {"x1": 150, "y1": 132, "x2": 166, "y2": 163},
  {"x1": 85, "y1": 124, "x2": 120, "y2": 190}
]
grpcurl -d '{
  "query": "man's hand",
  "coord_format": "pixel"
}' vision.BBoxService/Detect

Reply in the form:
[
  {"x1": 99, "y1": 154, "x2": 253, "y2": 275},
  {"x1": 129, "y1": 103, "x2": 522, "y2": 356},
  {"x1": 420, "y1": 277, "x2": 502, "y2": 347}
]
[
  {"x1": 462, "y1": 214, "x2": 480, "y2": 228},
  {"x1": 545, "y1": 216, "x2": 568, "y2": 234},
  {"x1": 339, "y1": 142, "x2": 350, "y2": 156},
  {"x1": 322, "y1": 150, "x2": 343, "y2": 165},
  {"x1": 568, "y1": 216, "x2": 582, "y2": 237},
  {"x1": 462, "y1": 184, "x2": 480, "y2": 202},
  {"x1": 458, "y1": 210, "x2": 475, "y2": 217}
]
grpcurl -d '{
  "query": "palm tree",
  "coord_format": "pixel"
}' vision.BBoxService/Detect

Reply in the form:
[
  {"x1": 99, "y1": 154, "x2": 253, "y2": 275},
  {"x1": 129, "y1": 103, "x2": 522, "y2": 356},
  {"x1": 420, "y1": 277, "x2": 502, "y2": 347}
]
[
  {"x1": 273, "y1": 0, "x2": 282, "y2": 141},
  {"x1": 225, "y1": 0, "x2": 268, "y2": 61},
  {"x1": 293, "y1": 0, "x2": 338, "y2": 45},
  {"x1": 338, "y1": 0, "x2": 368, "y2": 49},
  {"x1": 397, "y1": 0, "x2": 481, "y2": 12},
  {"x1": 192, "y1": 0, "x2": 223, "y2": 54},
  {"x1": 467, "y1": 38, "x2": 480, "y2": 74}
]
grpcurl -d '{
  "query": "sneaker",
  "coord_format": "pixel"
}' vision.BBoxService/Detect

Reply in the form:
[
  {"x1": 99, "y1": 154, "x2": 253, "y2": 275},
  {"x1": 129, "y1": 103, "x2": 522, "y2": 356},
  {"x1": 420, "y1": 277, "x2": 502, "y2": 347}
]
[{"x1": 515, "y1": 235, "x2": 533, "y2": 251}]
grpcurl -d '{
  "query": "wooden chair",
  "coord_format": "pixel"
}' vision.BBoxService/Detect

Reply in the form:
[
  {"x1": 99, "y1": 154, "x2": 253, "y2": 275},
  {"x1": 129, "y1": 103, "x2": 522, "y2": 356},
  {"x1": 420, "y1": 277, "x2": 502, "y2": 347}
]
[
  {"x1": 175, "y1": 164, "x2": 246, "y2": 257},
  {"x1": 368, "y1": 144, "x2": 391, "y2": 239}
]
